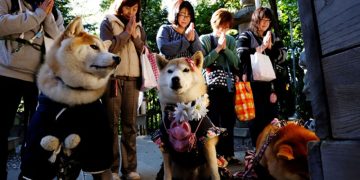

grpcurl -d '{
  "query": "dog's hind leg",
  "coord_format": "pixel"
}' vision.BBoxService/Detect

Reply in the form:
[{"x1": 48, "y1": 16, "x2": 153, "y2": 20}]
[
  {"x1": 203, "y1": 137, "x2": 220, "y2": 180},
  {"x1": 162, "y1": 152, "x2": 172, "y2": 180}
]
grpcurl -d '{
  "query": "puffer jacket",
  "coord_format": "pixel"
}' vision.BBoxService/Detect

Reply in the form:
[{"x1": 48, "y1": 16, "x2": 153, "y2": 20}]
[
  {"x1": 0, "y1": 0, "x2": 64, "y2": 82},
  {"x1": 100, "y1": 14, "x2": 145, "y2": 77}
]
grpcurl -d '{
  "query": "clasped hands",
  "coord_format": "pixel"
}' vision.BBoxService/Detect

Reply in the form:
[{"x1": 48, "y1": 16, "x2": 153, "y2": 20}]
[
  {"x1": 257, "y1": 31, "x2": 272, "y2": 53},
  {"x1": 125, "y1": 16, "x2": 139, "y2": 39},
  {"x1": 39, "y1": 0, "x2": 54, "y2": 15}
]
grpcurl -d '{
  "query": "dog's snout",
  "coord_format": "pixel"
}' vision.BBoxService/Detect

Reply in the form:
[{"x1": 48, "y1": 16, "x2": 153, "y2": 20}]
[
  {"x1": 113, "y1": 56, "x2": 121, "y2": 65},
  {"x1": 171, "y1": 76, "x2": 182, "y2": 90},
  {"x1": 172, "y1": 77, "x2": 180, "y2": 84}
]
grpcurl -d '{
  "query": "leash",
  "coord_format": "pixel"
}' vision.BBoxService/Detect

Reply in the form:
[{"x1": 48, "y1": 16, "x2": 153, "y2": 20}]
[{"x1": 242, "y1": 131, "x2": 278, "y2": 179}]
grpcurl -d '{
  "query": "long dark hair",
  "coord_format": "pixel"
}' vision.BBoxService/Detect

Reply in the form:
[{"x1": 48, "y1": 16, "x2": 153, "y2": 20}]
[
  {"x1": 112, "y1": 0, "x2": 141, "y2": 22},
  {"x1": 167, "y1": 1, "x2": 195, "y2": 26},
  {"x1": 249, "y1": 7, "x2": 274, "y2": 37}
]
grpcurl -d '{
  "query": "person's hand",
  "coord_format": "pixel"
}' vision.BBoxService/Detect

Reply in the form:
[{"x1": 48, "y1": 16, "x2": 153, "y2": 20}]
[
  {"x1": 185, "y1": 22, "x2": 195, "y2": 42},
  {"x1": 242, "y1": 74, "x2": 247, "y2": 82},
  {"x1": 216, "y1": 32, "x2": 226, "y2": 52},
  {"x1": 270, "y1": 92, "x2": 277, "y2": 103},
  {"x1": 39, "y1": 0, "x2": 54, "y2": 15},
  {"x1": 130, "y1": 16, "x2": 138, "y2": 38},
  {"x1": 263, "y1": 31, "x2": 272, "y2": 49}
]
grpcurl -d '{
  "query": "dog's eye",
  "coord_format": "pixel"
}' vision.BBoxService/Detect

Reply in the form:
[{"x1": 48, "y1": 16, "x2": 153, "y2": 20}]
[
  {"x1": 90, "y1": 45, "x2": 99, "y2": 50},
  {"x1": 167, "y1": 69, "x2": 173, "y2": 73},
  {"x1": 183, "y1": 68, "x2": 190, "y2": 72}
]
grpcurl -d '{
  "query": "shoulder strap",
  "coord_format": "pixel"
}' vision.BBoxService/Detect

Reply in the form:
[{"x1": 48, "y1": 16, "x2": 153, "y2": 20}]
[
  {"x1": 209, "y1": 34, "x2": 216, "y2": 50},
  {"x1": 246, "y1": 31, "x2": 260, "y2": 48}
]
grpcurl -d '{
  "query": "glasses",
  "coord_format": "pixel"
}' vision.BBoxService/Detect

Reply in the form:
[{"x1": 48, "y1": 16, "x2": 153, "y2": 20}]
[
  {"x1": 178, "y1": 13, "x2": 191, "y2": 19},
  {"x1": 261, "y1": 18, "x2": 271, "y2": 23}
]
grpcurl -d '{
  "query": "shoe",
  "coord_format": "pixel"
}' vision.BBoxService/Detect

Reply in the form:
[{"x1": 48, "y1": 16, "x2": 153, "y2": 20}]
[
  {"x1": 112, "y1": 173, "x2": 121, "y2": 180},
  {"x1": 123, "y1": 172, "x2": 141, "y2": 180}
]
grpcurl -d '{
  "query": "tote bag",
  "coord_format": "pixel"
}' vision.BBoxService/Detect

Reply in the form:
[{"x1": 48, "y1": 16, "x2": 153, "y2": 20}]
[
  {"x1": 250, "y1": 52, "x2": 276, "y2": 81},
  {"x1": 140, "y1": 46, "x2": 158, "y2": 91},
  {"x1": 234, "y1": 82, "x2": 255, "y2": 121}
]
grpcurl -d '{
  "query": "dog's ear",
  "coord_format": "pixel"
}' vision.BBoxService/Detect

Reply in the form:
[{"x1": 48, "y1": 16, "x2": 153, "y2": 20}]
[
  {"x1": 103, "y1": 40, "x2": 112, "y2": 50},
  {"x1": 156, "y1": 54, "x2": 168, "y2": 70},
  {"x1": 276, "y1": 144, "x2": 295, "y2": 160},
  {"x1": 191, "y1": 51, "x2": 204, "y2": 70},
  {"x1": 64, "y1": 17, "x2": 84, "y2": 38}
]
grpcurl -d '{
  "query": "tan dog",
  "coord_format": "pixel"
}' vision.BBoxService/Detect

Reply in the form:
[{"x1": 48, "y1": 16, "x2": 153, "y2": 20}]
[
  {"x1": 155, "y1": 51, "x2": 220, "y2": 180},
  {"x1": 20, "y1": 17, "x2": 119, "y2": 180},
  {"x1": 256, "y1": 122, "x2": 320, "y2": 180}
]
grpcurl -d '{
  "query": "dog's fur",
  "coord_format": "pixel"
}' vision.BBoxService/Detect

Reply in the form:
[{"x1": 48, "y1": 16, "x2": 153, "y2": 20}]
[
  {"x1": 37, "y1": 17, "x2": 118, "y2": 106},
  {"x1": 256, "y1": 122, "x2": 319, "y2": 180},
  {"x1": 20, "y1": 17, "x2": 119, "y2": 180},
  {"x1": 156, "y1": 51, "x2": 220, "y2": 180}
]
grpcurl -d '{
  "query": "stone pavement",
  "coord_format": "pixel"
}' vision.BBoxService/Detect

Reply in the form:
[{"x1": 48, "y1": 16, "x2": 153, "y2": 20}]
[{"x1": 7, "y1": 134, "x2": 248, "y2": 180}]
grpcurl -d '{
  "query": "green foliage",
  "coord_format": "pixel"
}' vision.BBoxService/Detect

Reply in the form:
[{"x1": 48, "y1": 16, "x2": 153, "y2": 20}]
[
  {"x1": 141, "y1": 0, "x2": 168, "y2": 52},
  {"x1": 55, "y1": 0, "x2": 74, "y2": 27},
  {"x1": 100, "y1": 0, "x2": 114, "y2": 12}
]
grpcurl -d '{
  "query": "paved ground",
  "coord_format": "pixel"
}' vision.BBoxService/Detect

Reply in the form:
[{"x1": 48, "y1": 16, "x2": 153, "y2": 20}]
[{"x1": 7, "y1": 135, "x2": 247, "y2": 180}]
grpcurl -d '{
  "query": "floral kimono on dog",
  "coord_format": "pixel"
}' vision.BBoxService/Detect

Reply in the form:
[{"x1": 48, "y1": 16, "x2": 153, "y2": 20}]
[{"x1": 152, "y1": 85, "x2": 224, "y2": 168}]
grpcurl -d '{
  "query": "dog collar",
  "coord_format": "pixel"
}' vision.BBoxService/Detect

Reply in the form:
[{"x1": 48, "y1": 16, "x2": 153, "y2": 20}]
[
  {"x1": 55, "y1": 76, "x2": 87, "y2": 91},
  {"x1": 171, "y1": 94, "x2": 209, "y2": 122}
]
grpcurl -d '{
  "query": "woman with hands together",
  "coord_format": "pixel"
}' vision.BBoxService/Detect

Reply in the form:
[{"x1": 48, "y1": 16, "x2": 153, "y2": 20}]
[
  {"x1": 156, "y1": 0, "x2": 204, "y2": 59},
  {"x1": 0, "y1": 0, "x2": 64, "y2": 179},
  {"x1": 236, "y1": 7, "x2": 286, "y2": 147},
  {"x1": 100, "y1": 0, "x2": 146, "y2": 179},
  {"x1": 199, "y1": 8, "x2": 240, "y2": 164}
]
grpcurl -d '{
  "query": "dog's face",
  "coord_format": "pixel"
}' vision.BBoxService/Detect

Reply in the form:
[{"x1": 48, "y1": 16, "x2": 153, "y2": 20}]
[
  {"x1": 37, "y1": 17, "x2": 120, "y2": 106},
  {"x1": 156, "y1": 51, "x2": 207, "y2": 105},
  {"x1": 258, "y1": 123, "x2": 319, "y2": 180}
]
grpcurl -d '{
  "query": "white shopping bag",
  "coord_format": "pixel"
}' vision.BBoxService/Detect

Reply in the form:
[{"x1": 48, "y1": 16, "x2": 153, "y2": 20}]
[{"x1": 250, "y1": 52, "x2": 276, "y2": 81}]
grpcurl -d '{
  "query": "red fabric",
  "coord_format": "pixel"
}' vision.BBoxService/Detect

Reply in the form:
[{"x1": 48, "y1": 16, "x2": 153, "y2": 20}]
[
  {"x1": 145, "y1": 47, "x2": 160, "y2": 81},
  {"x1": 234, "y1": 82, "x2": 255, "y2": 121}
]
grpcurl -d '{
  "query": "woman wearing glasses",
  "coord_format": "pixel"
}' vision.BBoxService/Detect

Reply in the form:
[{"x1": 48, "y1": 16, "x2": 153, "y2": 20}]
[
  {"x1": 156, "y1": 0, "x2": 204, "y2": 59},
  {"x1": 236, "y1": 7, "x2": 286, "y2": 147}
]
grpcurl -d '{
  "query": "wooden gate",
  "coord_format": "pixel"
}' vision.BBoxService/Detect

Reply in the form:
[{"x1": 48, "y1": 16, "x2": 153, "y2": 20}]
[{"x1": 298, "y1": 0, "x2": 360, "y2": 179}]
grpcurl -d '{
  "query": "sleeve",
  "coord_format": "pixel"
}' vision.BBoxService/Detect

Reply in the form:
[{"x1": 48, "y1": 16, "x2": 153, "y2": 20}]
[
  {"x1": 99, "y1": 18, "x2": 131, "y2": 53},
  {"x1": 236, "y1": 31, "x2": 255, "y2": 76},
  {"x1": 223, "y1": 35, "x2": 239, "y2": 70},
  {"x1": 0, "y1": 1, "x2": 47, "y2": 36},
  {"x1": 189, "y1": 30, "x2": 205, "y2": 56},
  {"x1": 43, "y1": 9, "x2": 64, "y2": 39},
  {"x1": 199, "y1": 34, "x2": 220, "y2": 68},
  {"x1": 156, "y1": 25, "x2": 191, "y2": 57}
]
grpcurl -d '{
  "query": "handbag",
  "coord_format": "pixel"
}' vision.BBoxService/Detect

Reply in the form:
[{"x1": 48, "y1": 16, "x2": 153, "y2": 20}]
[
  {"x1": 234, "y1": 81, "x2": 255, "y2": 121},
  {"x1": 203, "y1": 62, "x2": 234, "y2": 92},
  {"x1": 250, "y1": 52, "x2": 276, "y2": 81},
  {"x1": 203, "y1": 34, "x2": 234, "y2": 92},
  {"x1": 140, "y1": 46, "x2": 159, "y2": 91}
]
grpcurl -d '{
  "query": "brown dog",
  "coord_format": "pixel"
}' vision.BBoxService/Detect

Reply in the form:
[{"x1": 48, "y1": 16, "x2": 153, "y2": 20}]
[
  {"x1": 154, "y1": 51, "x2": 221, "y2": 180},
  {"x1": 256, "y1": 121, "x2": 319, "y2": 180}
]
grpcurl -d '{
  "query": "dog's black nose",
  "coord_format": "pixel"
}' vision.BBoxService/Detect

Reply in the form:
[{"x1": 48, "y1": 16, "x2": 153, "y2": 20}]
[
  {"x1": 171, "y1": 76, "x2": 181, "y2": 90},
  {"x1": 113, "y1": 56, "x2": 121, "y2": 65}
]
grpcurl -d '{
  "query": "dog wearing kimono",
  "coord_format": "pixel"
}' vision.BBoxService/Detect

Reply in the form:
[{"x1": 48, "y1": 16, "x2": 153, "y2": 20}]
[
  {"x1": 153, "y1": 51, "x2": 223, "y2": 180},
  {"x1": 19, "y1": 17, "x2": 120, "y2": 180}
]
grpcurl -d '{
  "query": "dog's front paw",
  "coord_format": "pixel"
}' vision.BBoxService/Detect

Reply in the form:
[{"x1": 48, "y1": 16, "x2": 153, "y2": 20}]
[
  {"x1": 63, "y1": 134, "x2": 81, "y2": 156},
  {"x1": 40, "y1": 135, "x2": 60, "y2": 151}
]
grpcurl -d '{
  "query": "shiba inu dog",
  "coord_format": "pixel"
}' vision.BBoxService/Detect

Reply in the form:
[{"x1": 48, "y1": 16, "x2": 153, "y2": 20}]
[
  {"x1": 256, "y1": 121, "x2": 320, "y2": 180},
  {"x1": 153, "y1": 51, "x2": 221, "y2": 180},
  {"x1": 19, "y1": 17, "x2": 120, "y2": 180}
]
